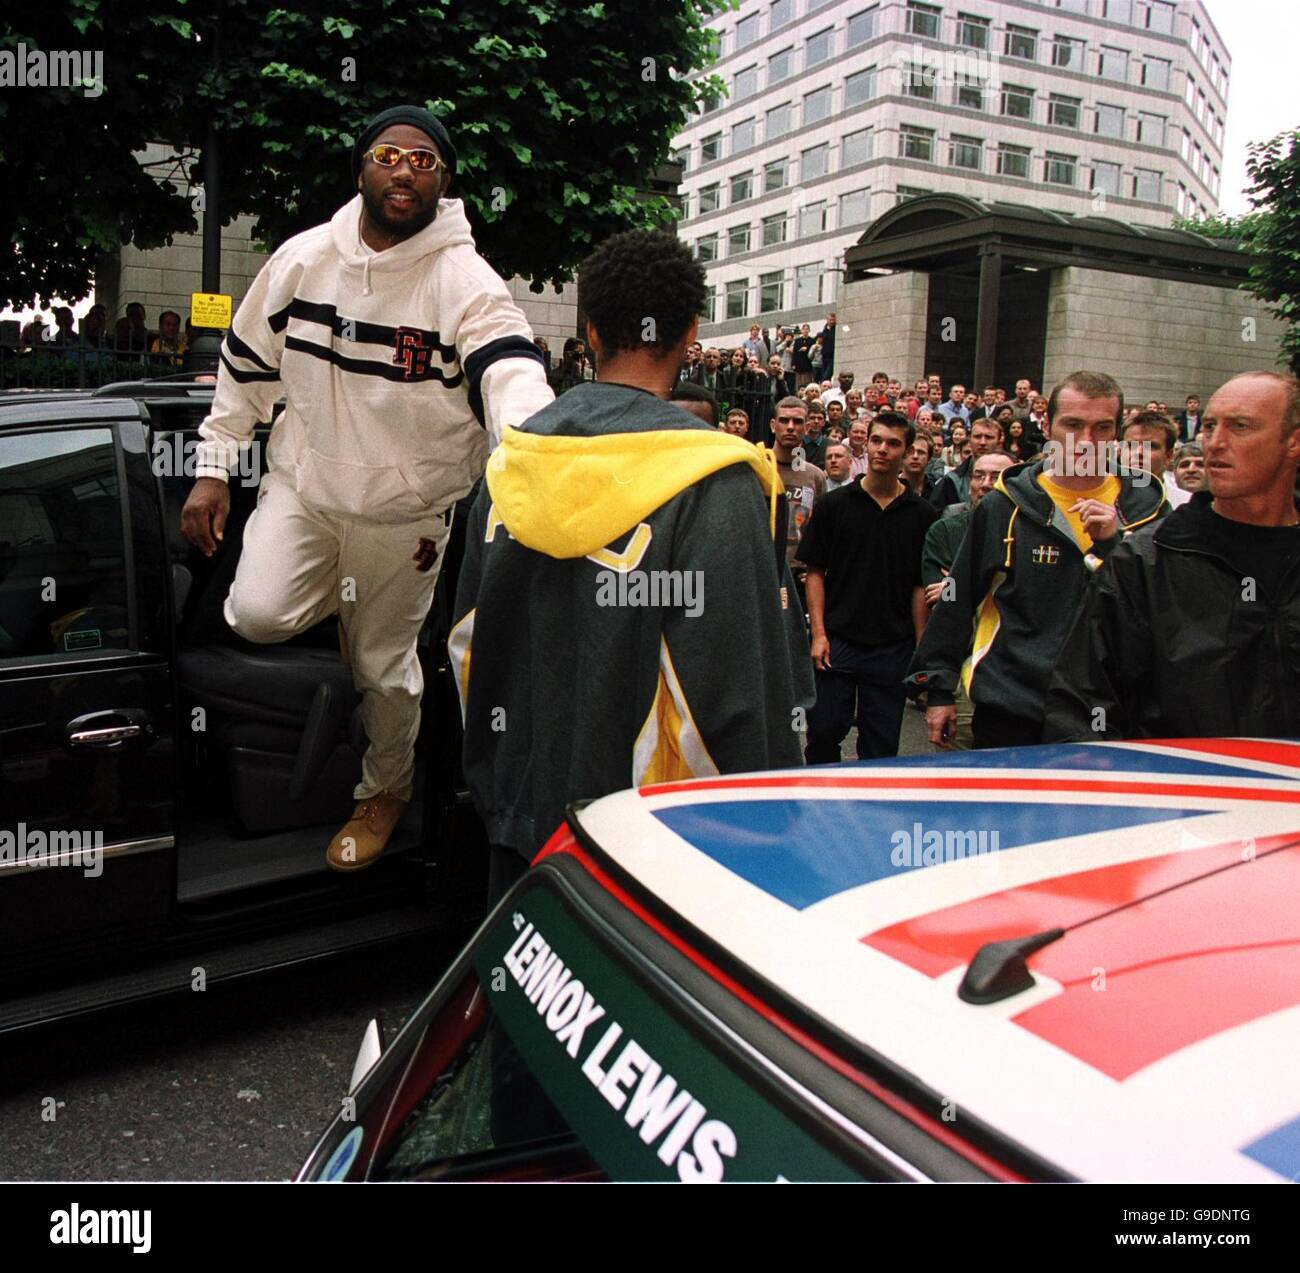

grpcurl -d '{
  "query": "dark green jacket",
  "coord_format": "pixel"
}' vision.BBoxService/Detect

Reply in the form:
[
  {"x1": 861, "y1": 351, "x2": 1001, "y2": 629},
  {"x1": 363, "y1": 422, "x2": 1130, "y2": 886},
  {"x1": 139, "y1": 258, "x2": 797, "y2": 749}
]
[
  {"x1": 452, "y1": 381, "x2": 813, "y2": 860},
  {"x1": 1043, "y1": 492, "x2": 1300, "y2": 741},
  {"x1": 921, "y1": 504, "x2": 973, "y2": 586},
  {"x1": 906, "y1": 458, "x2": 1167, "y2": 725}
]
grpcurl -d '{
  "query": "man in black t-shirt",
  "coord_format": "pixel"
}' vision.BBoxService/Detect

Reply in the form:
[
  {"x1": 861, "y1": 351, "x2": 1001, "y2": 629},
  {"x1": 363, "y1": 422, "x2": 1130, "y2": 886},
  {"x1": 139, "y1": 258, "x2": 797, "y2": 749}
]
[
  {"x1": 1045, "y1": 372, "x2": 1300, "y2": 741},
  {"x1": 797, "y1": 411, "x2": 938, "y2": 761}
]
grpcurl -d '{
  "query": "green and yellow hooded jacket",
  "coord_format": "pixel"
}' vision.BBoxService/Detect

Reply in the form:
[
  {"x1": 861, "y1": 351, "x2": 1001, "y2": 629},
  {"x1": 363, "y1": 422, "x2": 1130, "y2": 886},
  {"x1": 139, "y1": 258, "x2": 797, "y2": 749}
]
[
  {"x1": 906, "y1": 456, "x2": 1167, "y2": 727},
  {"x1": 450, "y1": 380, "x2": 814, "y2": 860}
]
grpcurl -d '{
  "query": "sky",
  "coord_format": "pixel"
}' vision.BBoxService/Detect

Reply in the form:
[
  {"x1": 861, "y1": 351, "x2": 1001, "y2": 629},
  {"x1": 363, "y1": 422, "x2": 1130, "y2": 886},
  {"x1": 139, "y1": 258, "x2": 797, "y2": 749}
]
[{"x1": 1202, "y1": 0, "x2": 1300, "y2": 215}]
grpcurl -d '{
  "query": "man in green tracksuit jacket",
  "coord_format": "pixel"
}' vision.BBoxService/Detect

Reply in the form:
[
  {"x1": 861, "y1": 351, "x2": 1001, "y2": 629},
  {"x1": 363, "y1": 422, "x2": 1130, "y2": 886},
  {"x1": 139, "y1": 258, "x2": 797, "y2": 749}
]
[
  {"x1": 451, "y1": 231, "x2": 813, "y2": 897},
  {"x1": 907, "y1": 371, "x2": 1167, "y2": 749}
]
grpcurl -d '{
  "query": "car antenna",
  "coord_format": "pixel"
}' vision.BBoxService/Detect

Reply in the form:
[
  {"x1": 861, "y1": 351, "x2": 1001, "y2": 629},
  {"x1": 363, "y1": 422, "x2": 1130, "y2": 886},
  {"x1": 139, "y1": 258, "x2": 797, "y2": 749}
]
[{"x1": 958, "y1": 833, "x2": 1300, "y2": 1006}]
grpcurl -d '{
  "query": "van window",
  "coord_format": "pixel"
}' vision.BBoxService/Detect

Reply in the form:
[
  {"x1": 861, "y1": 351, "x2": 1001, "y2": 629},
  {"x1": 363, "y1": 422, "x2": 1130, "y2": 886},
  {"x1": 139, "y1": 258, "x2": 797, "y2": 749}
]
[{"x1": 0, "y1": 428, "x2": 131, "y2": 663}]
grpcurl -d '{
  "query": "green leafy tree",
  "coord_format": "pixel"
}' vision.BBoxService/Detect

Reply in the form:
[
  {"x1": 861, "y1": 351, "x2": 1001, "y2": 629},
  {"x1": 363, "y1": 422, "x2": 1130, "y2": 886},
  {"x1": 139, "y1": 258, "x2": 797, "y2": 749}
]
[
  {"x1": 1, "y1": 0, "x2": 727, "y2": 310},
  {"x1": 1177, "y1": 127, "x2": 1300, "y2": 375}
]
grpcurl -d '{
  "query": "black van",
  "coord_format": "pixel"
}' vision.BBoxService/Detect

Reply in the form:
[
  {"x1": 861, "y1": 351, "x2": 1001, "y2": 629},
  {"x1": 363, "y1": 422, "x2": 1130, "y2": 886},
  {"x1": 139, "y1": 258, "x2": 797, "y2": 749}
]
[{"x1": 0, "y1": 377, "x2": 485, "y2": 1032}]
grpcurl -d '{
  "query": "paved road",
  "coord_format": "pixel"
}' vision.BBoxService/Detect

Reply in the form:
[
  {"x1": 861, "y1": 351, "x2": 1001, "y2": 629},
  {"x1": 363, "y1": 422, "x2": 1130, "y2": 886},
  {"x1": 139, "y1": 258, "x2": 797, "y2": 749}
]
[
  {"x1": 0, "y1": 935, "x2": 459, "y2": 1182},
  {"x1": 0, "y1": 715, "x2": 934, "y2": 1182}
]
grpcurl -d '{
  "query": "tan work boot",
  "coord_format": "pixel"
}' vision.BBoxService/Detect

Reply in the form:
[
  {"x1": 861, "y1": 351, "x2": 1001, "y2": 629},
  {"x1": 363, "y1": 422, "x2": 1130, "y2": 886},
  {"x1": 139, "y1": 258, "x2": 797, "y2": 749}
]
[{"x1": 326, "y1": 792, "x2": 406, "y2": 872}]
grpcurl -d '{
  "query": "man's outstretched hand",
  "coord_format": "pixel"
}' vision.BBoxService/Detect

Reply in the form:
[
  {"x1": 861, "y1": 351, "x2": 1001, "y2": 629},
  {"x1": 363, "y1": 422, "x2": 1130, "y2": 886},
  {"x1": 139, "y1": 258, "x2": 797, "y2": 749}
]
[{"x1": 181, "y1": 477, "x2": 231, "y2": 557}]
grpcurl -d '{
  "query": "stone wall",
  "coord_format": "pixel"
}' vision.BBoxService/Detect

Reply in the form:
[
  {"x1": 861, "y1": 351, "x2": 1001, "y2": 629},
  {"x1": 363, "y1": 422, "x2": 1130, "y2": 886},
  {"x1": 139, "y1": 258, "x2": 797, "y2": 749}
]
[
  {"x1": 1043, "y1": 267, "x2": 1287, "y2": 404},
  {"x1": 98, "y1": 213, "x2": 268, "y2": 333},
  {"x1": 834, "y1": 271, "x2": 929, "y2": 381},
  {"x1": 99, "y1": 221, "x2": 575, "y2": 348},
  {"x1": 506, "y1": 277, "x2": 579, "y2": 347}
]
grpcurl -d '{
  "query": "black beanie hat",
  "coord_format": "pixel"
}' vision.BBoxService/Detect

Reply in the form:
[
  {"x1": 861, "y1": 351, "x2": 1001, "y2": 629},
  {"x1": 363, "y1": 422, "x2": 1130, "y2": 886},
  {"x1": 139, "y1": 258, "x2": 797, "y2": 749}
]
[{"x1": 351, "y1": 105, "x2": 457, "y2": 182}]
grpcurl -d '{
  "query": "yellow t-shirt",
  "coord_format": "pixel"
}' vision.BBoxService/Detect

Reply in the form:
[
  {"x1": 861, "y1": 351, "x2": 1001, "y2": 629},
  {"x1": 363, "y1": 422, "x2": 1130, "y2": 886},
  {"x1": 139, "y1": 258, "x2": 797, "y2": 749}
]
[{"x1": 1037, "y1": 471, "x2": 1121, "y2": 552}]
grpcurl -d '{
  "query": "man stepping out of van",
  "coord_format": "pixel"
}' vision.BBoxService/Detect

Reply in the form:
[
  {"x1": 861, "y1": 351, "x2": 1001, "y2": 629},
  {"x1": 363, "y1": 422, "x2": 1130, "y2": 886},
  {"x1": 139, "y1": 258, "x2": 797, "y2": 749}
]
[{"x1": 181, "y1": 105, "x2": 553, "y2": 870}]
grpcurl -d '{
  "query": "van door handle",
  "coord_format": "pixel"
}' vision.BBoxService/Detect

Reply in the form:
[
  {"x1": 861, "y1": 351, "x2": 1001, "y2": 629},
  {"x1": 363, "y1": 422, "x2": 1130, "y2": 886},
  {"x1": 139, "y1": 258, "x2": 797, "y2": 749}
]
[{"x1": 66, "y1": 710, "x2": 153, "y2": 750}]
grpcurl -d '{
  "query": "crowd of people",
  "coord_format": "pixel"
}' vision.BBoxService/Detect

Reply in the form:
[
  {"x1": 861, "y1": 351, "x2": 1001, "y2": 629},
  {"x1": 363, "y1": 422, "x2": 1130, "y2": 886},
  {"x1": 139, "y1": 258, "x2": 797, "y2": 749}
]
[
  {"x1": 530, "y1": 286, "x2": 1296, "y2": 765},
  {"x1": 15, "y1": 302, "x2": 191, "y2": 366},
  {"x1": 653, "y1": 343, "x2": 1296, "y2": 759}
]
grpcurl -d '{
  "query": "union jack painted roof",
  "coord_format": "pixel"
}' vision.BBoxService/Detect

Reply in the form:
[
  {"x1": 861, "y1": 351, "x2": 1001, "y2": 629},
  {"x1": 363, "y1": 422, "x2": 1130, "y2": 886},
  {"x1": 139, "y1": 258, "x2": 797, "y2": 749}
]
[{"x1": 572, "y1": 739, "x2": 1300, "y2": 1182}]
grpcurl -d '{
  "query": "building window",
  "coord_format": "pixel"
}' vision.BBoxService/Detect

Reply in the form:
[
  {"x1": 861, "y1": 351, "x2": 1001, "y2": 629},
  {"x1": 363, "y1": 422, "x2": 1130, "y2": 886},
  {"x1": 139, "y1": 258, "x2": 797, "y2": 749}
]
[
  {"x1": 766, "y1": 104, "x2": 791, "y2": 141},
  {"x1": 1098, "y1": 46, "x2": 1128, "y2": 83},
  {"x1": 1181, "y1": 128, "x2": 1190, "y2": 160},
  {"x1": 805, "y1": 27, "x2": 833, "y2": 67},
  {"x1": 1045, "y1": 152, "x2": 1077, "y2": 186},
  {"x1": 1146, "y1": 0, "x2": 1174, "y2": 34},
  {"x1": 1095, "y1": 103, "x2": 1125, "y2": 139},
  {"x1": 734, "y1": 65, "x2": 758, "y2": 99},
  {"x1": 840, "y1": 188, "x2": 870, "y2": 226},
  {"x1": 764, "y1": 159, "x2": 789, "y2": 193},
  {"x1": 704, "y1": 286, "x2": 717, "y2": 324},
  {"x1": 698, "y1": 183, "x2": 720, "y2": 213},
  {"x1": 799, "y1": 200, "x2": 827, "y2": 239},
  {"x1": 903, "y1": 61, "x2": 936, "y2": 100},
  {"x1": 1143, "y1": 56, "x2": 1170, "y2": 91},
  {"x1": 905, "y1": 1, "x2": 940, "y2": 39},
  {"x1": 768, "y1": 46, "x2": 794, "y2": 85},
  {"x1": 795, "y1": 263, "x2": 822, "y2": 307},
  {"x1": 1133, "y1": 168, "x2": 1161, "y2": 201},
  {"x1": 697, "y1": 232, "x2": 719, "y2": 263},
  {"x1": 728, "y1": 223, "x2": 751, "y2": 256},
  {"x1": 736, "y1": 12, "x2": 760, "y2": 50},
  {"x1": 801, "y1": 143, "x2": 830, "y2": 180},
  {"x1": 1005, "y1": 25, "x2": 1038, "y2": 61},
  {"x1": 997, "y1": 144, "x2": 1031, "y2": 178},
  {"x1": 770, "y1": 0, "x2": 792, "y2": 30},
  {"x1": 842, "y1": 127, "x2": 873, "y2": 167},
  {"x1": 847, "y1": 6, "x2": 879, "y2": 47},
  {"x1": 760, "y1": 272, "x2": 784, "y2": 314},
  {"x1": 1104, "y1": 0, "x2": 1134, "y2": 23},
  {"x1": 1001, "y1": 84, "x2": 1034, "y2": 120},
  {"x1": 845, "y1": 66, "x2": 876, "y2": 107},
  {"x1": 1056, "y1": 0, "x2": 1088, "y2": 12},
  {"x1": 899, "y1": 125, "x2": 935, "y2": 162},
  {"x1": 956, "y1": 13, "x2": 991, "y2": 50},
  {"x1": 700, "y1": 133, "x2": 721, "y2": 163},
  {"x1": 731, "y1": 118, "x2": 755, "y2": 153},
  {"x1": 730, "y1": 172, "x2": 752, "y2": 203},
  {"x1": 1092, "y1": 161, "x2": 1121, "y2": 197},
  {"x1": 803, "y1": 86, "x2": 832, "y2": 125},
  {"x1": 896, "y1": 185, "x2": 931, "y2": 204},
  {"x1": 1137, "y1": 112, "x2": 1166, "y2": 147},
  {"x1": 762, "y1": 213, "x2": 788, "y2": 247},
  {"x1": 956, "y1": 76, "x2": 986, "y2": 110},
  {"x1": 951, "y1": 135, "x2": 982, "y2": 170},
  {"x1": 1048, "y1": 94, "x2": 1081, "y2": 129},
  {"x1": 1051, "y1": 35, "x2": 1085, "y2": 71},
  {"x1": 726, "y1": 278, "x2": 749, "y2": 321}
]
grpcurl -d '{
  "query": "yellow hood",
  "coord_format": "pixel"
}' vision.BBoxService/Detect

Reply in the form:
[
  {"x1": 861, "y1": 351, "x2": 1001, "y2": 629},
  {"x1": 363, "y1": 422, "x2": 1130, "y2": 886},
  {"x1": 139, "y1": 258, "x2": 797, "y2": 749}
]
[{"x1": 485, "y1": 425, "x2": 782, "y2": 559}]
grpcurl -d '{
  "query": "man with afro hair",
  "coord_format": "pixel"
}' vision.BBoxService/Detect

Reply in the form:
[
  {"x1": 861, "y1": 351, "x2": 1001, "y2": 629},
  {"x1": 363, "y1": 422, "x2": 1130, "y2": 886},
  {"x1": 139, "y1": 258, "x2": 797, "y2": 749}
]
[{"x1": 451, "y1": 230, "x2": 813, "y2": 900}]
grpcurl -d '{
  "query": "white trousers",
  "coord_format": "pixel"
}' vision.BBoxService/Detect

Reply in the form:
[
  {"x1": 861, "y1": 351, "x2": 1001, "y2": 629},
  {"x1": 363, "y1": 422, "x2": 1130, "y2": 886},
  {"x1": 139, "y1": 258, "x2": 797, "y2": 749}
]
[{"x1": 224, "y1": 471, "x2": 452, "y2": 802}]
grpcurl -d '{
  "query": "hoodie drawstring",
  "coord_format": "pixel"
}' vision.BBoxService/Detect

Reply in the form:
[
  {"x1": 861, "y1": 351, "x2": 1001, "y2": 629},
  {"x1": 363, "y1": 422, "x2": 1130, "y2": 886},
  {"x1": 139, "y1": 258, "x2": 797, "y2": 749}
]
[
  {"x1": 754, "y1": 442, "x2": 779, "y2": 540},
  {"x1": 362, "y1": 254, "x2": 373, "y2": 297}
]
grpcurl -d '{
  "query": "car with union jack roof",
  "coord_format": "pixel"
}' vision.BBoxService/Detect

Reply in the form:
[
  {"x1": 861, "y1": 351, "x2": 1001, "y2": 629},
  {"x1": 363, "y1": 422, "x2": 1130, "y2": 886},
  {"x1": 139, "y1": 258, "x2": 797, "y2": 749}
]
[{"x1": 299, "y1": 738, "x2": 1300, "y2": 1183}]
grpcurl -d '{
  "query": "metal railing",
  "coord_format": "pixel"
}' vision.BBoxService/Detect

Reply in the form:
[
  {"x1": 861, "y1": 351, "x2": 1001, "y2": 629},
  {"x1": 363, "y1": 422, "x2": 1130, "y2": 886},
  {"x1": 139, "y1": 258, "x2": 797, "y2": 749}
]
[{"x1": 0, "y1": 343, "x2": 193, "y2": 392}]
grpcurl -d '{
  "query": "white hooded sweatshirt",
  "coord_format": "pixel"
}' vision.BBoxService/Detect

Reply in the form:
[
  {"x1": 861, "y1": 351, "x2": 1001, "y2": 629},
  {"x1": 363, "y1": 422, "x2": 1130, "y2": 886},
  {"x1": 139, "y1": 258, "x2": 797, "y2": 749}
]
[{"x1": 194, "y1": 195, "x2": 553, "y2": 523}]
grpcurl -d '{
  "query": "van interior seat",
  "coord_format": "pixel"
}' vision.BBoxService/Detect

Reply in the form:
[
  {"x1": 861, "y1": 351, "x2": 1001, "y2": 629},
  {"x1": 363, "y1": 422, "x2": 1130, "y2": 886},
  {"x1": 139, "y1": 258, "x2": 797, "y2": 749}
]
[{"x1": 158, "y1": 446, "x2": 366, "y2": 835}]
